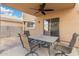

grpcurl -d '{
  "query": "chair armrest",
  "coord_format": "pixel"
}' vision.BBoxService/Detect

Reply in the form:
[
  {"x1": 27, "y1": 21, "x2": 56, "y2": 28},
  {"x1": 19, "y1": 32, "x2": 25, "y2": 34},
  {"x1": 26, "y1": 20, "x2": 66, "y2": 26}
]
[
  {"x1": 53, "y1": 41, "x2": 69, "y2": 50},
  {"x1": 57, "y1": 42, "x2": 69, "y2": 47}
]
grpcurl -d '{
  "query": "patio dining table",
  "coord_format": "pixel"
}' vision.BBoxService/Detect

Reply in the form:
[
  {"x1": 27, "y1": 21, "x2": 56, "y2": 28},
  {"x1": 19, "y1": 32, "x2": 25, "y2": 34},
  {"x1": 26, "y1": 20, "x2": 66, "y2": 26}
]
[{"x1": 29, "y1": 35, "x2": 58, "y2": 55}]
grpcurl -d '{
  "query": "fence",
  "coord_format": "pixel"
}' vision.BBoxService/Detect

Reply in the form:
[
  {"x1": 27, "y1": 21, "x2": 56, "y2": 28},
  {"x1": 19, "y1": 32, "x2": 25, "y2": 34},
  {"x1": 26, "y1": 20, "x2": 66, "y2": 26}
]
[{"x1": 0, "y1": 26, "x2": 23, "y2": 38}]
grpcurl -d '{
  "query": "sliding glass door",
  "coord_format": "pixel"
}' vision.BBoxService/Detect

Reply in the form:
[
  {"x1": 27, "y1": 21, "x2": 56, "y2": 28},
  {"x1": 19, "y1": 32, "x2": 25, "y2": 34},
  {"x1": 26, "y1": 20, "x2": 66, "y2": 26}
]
[{"x1": 44, "y1": 18, "x2": 59, "y2": 37}]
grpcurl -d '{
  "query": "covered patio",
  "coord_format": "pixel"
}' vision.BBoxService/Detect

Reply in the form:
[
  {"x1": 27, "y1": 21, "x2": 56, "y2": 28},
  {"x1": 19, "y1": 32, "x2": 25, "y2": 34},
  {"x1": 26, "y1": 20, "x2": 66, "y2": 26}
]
[
  {"x1": 0, "y1": 3, "x2": 79, "y2": 56},
  {"x1": 0, "y1": 37, "x2": 79, "y2": 56}
]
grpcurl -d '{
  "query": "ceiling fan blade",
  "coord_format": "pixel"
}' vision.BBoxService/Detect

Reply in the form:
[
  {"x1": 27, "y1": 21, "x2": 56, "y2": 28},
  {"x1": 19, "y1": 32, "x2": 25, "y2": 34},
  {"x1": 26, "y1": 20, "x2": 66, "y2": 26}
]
[
  {"x1": 40, "y1": 3, "x2": 46, "y2": 9},
  {"x1": 29, "y1": 8, "x2": 38, "y2": 10},
  {"x1": 34, "y1": 11, "x2": 39, "y2": 14},
  {"x1": 44, "y1": 9, "x2": 54, "y2": 11},
  {"x1": 41, "y1": 11, "x2": 46, "y2": 15}
]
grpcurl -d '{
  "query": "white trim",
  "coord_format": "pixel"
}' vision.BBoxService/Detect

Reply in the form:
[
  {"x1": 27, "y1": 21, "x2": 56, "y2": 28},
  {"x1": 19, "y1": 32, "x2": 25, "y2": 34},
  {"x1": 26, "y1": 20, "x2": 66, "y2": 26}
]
[{"x1": 0, "y1": 14, "x2": 23, "y2": 21}]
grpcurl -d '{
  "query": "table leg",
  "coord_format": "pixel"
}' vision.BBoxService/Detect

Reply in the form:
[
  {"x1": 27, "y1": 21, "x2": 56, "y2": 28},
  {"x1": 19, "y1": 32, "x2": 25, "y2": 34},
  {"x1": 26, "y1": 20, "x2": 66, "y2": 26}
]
[
  {"x1": 48, "y1": 45, "x2": 50, "y2": 56},
  {"x1": 48, "y1": 43, "x2": 52, "y2": 56}
]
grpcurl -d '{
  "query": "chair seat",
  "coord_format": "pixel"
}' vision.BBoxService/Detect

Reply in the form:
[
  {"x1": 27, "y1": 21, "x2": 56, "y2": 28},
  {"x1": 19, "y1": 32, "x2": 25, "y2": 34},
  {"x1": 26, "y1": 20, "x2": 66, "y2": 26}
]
[
  {"x1": 54, "y1": 44, "x2": 72, "y2": 54},
  {"x1": 19, "y1": 33, "x2": 39, "y2": 56},
  {"x1": 40, "y1": 41, "x2": 50, "y2": 48}
]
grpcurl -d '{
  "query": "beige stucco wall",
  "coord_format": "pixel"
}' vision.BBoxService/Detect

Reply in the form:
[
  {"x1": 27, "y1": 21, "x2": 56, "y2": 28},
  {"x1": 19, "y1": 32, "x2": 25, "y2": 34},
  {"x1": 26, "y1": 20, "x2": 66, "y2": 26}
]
[
  {"x1": 26, "y1": 4, "x2": 79, "y2": 47},
  {"x1": 1, "y1": 21, "x2": 23, "y2": 27},
  {"x1": 27, "y1": 17, "x2": 43, "y2": 36},
  {"x1": 0, "y1": 17, "x2": 23, "y2": 27},
  {"x1": 0, "y1": 17, "x2": 23, "y2": 38},
  {"x1": 23, "y1": 13, "x2": 43, "y2": 36}
]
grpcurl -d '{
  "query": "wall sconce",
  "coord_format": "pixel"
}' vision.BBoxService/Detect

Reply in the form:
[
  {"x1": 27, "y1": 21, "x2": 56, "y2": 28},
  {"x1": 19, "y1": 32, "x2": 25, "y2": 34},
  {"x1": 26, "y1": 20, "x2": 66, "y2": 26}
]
[{"x1": 38, "y1": 21, "x2": 40, "y2": 23}]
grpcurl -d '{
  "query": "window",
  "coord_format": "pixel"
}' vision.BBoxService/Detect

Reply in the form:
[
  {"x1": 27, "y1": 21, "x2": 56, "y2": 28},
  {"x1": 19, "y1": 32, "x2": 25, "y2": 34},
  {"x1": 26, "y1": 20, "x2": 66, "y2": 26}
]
[
  {"x1": 44, "y1": 18, "x2": 59, "y2": 36},
  {"x1": 27, "y1": 22, "x2": 35, "y2": 27},
  {"x1": 27, "y1": 21, "x2": 35, "y2": 29},
  {"x1": 44, "y1": 20, "x2": 49, "y2": 31}
]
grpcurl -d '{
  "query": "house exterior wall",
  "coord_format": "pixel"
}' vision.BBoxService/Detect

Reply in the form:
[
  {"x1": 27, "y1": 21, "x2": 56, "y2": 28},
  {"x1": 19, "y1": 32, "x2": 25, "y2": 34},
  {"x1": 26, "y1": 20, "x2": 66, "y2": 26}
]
[
  {"x1": 24, "y1": 17, "x2": 43, "y2": 36},
  {"x1": 23, "y1": 13, "x2": 43, "y2": 36},
  {"x1": 26, "y1": 4, "x2": 79, "y2": 47},
  {"x1": 0, "y1": 18, "x2": 23, "y2": 38},
  {"x1": 1, "y1": 21, "x2": 23, "y2": 27}
]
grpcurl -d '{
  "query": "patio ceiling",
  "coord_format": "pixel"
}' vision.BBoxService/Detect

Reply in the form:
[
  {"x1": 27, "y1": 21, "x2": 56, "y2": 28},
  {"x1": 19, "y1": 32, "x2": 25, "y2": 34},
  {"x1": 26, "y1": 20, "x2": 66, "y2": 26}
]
[{"x1": 2, "y1": 3, "x2": 75, "y2": 16}]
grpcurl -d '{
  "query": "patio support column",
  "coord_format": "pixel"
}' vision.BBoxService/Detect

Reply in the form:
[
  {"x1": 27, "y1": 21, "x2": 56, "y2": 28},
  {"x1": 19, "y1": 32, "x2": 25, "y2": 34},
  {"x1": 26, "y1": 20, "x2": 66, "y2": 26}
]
[
  {"x1": 22, "y1": 13, "x2": 25, "y2": 33},
  {"x1": 0, "y1": 16, "x2": 1, "y2": 35}
]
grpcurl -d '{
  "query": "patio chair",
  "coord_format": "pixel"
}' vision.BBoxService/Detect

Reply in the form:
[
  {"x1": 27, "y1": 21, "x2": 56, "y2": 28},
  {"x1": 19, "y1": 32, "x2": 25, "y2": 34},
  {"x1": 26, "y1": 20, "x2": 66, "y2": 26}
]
[
  {"x1": 24, "y1": 31, "x2": 30, "y2": 37},
  {"x1": 19, "y1": 33, "x2": 39, "y2": 56},
  {"x1": 54, "y1": 33, "x2": 79, "y2": 56},
  {"x1": 24, "y1": 31, "x2": 42, "y2": 47},
  {"x1": 38, "y1": 41, "x2": 52, "y2": 56}
]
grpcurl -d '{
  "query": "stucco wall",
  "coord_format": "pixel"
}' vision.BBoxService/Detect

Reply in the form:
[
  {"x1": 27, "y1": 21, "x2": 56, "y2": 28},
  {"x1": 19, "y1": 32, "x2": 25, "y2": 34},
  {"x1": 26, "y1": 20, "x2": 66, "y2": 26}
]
[
  {"x1": 26, "y1": 4, "x2": 79, "y2": 47},
  {"x1": 28, "y1": 17, "x2": 43, "y2": 36},
  {"x1": 0, "y1": 18, "x2": 23, "y2": 38},
  {"x1": 23, "y1": 13, "x2": 43, "y2": 36},
  {"x1": 1, "y1": 21, "x2": 23, "y2": 27}
]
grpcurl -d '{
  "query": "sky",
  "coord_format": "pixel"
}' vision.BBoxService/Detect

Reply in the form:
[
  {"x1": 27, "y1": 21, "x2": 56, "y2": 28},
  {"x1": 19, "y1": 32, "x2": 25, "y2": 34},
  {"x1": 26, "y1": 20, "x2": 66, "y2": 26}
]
[{"x1": 0, "y1": 4, "x2": 22, "y2": 18}]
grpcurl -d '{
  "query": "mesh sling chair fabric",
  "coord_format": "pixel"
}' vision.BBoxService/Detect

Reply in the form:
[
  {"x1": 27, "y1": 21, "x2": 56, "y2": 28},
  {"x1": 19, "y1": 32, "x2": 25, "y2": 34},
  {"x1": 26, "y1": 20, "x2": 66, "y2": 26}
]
[
  {"x1": 24, "y1": 31, "x2": 38, "y2": 45},
  {"x1": 24, "y1": 31, "x2": 41, "y2": 48},
  {"x1": 19, "y1": 33, "x2": 39, "y2": 56},
  {"x1": 54, "y1": 33, "x2": 79, "y2": 56},
  {"x1": 24, "y1": 31, "x2": 30, "y2": 37}
]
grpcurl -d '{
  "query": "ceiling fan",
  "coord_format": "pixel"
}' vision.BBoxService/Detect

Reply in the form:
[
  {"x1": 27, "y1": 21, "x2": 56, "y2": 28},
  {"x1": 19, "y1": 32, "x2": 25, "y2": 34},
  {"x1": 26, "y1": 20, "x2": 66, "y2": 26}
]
[{"x1": 29, "y1": 3, "x2": 54, "y2": 15}]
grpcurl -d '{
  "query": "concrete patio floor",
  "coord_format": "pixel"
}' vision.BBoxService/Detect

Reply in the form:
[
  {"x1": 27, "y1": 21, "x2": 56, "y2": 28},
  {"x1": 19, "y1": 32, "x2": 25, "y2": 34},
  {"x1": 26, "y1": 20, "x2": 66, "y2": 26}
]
[{"x1": 0, "y1": 37, "x2": 79, "y2": 56}]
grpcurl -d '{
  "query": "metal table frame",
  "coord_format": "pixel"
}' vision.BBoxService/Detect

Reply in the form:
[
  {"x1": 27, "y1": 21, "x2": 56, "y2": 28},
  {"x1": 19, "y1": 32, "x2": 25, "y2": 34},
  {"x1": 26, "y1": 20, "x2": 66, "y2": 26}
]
[{"x1": 29, "y1": 35, "x2": 58, "y2": 56}]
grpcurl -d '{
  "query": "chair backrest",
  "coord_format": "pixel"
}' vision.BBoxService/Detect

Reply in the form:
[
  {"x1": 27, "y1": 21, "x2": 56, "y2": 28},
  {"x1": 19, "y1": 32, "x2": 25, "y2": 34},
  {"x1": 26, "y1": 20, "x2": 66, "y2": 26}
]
[
  {"x1": 24, "y1": 31, "x2": 30, "y2": 37},
  {"x1": 68, "y1": 33, "x2": 79, "y2": 48},
  {"x1": 19, "y1": 33, "x2": 30, "y2": 50}
]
